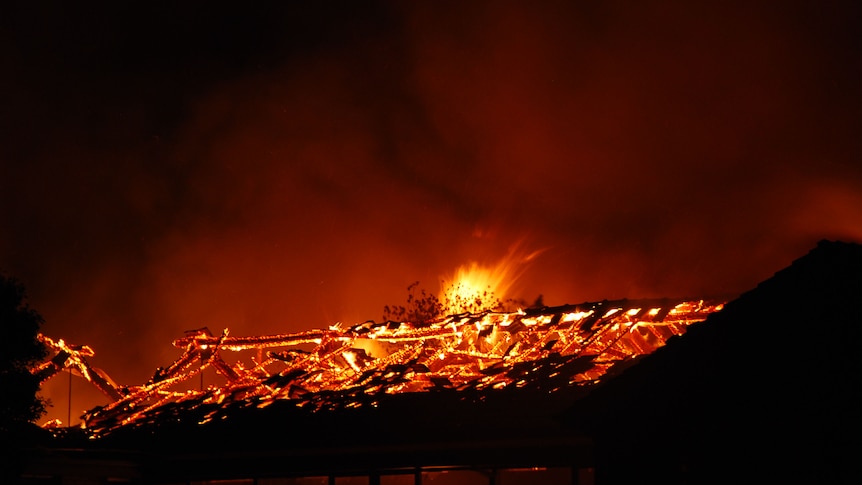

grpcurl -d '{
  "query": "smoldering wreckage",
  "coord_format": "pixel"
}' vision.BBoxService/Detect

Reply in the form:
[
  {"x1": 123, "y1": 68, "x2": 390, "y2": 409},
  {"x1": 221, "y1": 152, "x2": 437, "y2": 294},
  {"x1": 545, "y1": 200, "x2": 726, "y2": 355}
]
[{"x1": 36, "y1": 297, "x2": 723, "y2": 435}]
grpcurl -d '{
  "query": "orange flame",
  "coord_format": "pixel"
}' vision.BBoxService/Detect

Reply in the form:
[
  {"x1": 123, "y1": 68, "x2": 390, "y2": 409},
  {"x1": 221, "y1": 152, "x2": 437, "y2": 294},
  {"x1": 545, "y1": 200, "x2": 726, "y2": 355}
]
[{"x1": 439, "y1": 246, "x2": 543, "y2": 315}]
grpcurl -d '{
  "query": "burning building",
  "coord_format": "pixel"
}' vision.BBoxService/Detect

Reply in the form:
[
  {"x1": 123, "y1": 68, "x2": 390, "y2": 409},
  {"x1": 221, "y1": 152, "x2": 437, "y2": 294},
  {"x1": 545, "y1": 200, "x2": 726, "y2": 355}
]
[{"x1": 11, "y1": 240, "x2": 862, "y2": 484}]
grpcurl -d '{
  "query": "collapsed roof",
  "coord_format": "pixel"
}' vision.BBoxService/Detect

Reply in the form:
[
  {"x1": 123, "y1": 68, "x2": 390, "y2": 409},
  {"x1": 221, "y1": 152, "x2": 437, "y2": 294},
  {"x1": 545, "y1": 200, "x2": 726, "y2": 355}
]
[{"x1": 36, "y1": 298, "x2": 723, "y2": 438}]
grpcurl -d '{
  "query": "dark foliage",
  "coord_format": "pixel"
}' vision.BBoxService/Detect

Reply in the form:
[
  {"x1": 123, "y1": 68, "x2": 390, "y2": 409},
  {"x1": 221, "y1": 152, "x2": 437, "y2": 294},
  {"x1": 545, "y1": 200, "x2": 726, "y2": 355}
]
[
  {"x1": 382, "y1": 281, "x2": 443, "y2": 323},
  {"x1": 0, "y1": 274, "x2": 48, "y2": 431},
  {"x1": 383, "y1": 281, "x2": 528, "y2": 324}
]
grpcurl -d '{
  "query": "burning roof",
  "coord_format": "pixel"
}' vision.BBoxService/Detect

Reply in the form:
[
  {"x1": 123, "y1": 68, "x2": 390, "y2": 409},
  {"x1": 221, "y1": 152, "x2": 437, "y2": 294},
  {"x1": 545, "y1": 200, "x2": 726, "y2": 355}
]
[{"x1": 35, "y1": 298, "x2": 723, "y2": 437}]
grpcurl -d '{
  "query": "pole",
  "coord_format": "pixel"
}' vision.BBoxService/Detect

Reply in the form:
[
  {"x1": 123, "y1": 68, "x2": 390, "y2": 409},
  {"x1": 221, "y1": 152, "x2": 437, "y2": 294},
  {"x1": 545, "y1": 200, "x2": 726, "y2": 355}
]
[{"x1": 67, "y1": 367, "x2": 72, "y2": 426}]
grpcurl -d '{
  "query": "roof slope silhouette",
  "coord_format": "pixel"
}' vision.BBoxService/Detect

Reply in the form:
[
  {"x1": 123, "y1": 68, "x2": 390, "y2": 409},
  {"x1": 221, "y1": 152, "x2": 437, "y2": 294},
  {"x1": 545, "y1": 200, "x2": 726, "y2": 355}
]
[{"x1": 568, "y1": 240, "x2": 862, "y2": 483}]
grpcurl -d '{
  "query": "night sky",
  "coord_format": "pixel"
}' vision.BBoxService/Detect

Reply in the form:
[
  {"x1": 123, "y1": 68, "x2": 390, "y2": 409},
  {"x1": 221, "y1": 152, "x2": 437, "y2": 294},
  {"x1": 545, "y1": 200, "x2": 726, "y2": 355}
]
[{"x1": 2, "y1": 2, "x2": 861, "y2": 422}]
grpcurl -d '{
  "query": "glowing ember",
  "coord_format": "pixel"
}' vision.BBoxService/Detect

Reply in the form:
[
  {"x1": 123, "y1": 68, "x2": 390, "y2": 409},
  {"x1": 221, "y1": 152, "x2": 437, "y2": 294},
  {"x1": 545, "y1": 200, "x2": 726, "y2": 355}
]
[{"x1": 31, "y1": 297, "x2": 723, "y2": 436}]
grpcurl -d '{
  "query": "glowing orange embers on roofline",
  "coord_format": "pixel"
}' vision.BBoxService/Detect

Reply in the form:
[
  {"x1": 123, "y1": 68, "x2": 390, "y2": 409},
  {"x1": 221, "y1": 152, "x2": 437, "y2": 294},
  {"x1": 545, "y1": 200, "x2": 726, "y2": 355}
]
[{"x1": 36, "y1": 298, "x2": 723, "y2": 436}]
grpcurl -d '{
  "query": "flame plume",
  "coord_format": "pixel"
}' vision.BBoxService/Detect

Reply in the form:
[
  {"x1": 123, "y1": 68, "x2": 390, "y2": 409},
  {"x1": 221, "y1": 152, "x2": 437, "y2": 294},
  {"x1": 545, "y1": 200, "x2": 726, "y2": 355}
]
[{"x1": 439, "y1": 246, "x2": 543, "y2": 315}]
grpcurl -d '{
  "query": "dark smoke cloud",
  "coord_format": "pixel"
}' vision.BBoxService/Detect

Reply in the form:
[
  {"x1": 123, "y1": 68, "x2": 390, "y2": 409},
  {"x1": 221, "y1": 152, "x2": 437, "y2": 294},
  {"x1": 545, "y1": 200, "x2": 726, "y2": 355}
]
[{"x1": 2, "y1": 1, "x2": 860, "y2": 422}]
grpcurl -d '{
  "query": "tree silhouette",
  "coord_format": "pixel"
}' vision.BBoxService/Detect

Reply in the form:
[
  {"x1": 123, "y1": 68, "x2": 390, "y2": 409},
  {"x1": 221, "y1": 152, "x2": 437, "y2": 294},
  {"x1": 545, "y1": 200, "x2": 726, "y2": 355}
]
[
  {"x1": 0, "y1": 274, "x2": 48, "y2": 432},
  {"x1": 382, "y1": 281, "x2": 443, "y2": 324},
  {"x1": 382, "y1": 281, "x2": 529, "y2": 324}
]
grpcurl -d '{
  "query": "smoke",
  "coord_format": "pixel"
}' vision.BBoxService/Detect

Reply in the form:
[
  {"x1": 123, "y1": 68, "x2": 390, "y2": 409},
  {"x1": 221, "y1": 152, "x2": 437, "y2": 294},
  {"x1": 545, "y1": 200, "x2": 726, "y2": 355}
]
[{"x1": 1, "y1": 1, "x2": 860, "y2": 423}]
